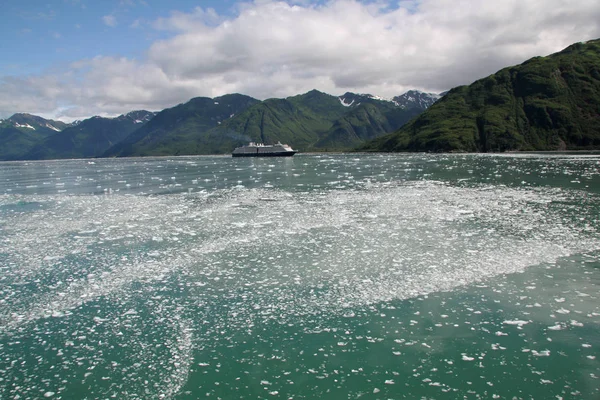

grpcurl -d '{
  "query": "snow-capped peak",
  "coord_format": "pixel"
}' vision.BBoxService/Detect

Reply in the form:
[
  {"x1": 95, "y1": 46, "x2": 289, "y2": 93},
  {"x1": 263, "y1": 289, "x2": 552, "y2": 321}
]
[
  {"x1": 392, "y1": 90, "x2": 441, "y2": 110},
  {"x1": 124, "y1": 110, "x2": 156, "y2": 123},
  {"x1": 338, "y1": 92, "x2": 397, "y2": 108},
  {"x1": 365, "y1": 94, "x2": 393, "y2": 102},
  {"x1": 338, "y1": 90, "x2": 441, "y2": 110}
]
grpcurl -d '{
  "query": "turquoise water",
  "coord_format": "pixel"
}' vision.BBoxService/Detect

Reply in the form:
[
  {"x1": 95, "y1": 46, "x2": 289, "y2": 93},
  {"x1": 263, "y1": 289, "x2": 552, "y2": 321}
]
[{"x1": 0, "y1": 153, "x2": 599, "y2": 399}]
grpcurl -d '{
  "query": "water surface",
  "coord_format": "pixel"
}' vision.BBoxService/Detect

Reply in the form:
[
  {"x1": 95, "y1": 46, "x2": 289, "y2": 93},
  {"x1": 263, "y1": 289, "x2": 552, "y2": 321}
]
[{"x1": 0, "y1": 154, "x2": 599, "y2": 399}]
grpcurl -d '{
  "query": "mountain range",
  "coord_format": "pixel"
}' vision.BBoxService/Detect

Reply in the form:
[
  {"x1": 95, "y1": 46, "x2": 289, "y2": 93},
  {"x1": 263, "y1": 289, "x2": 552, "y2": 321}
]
[
  {"x1": 0, "y1": 89, "x2": 438, "y2": 160},
  {"x1": 363, "y1": 38, "x2": 600, "y2": 152},
  {"x1": 0, "y1": 114, "x2": 67, "y2": 160},
  {"x1": 24, "y1": 111, "x2": 156, "y2": 160},
  {"x1": 2, "y1": 38, "x2": 599, "y2": 160}
]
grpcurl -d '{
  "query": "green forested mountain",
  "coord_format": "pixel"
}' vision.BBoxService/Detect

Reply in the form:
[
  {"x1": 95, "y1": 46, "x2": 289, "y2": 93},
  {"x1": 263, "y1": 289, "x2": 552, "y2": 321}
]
[
  {"x1": 0, "y1": 114, "x2": 67, "y2": 160},
  {"x1": 103, "y1": 89, "x2": 434, "y2": 157},
  {"x1": 7, "y1": 113, "x2": 68, "y2": 132},
  {"x1": 24, "y1": 111, "x2": 156, "y2": 160},
  {"x1": 362, "y1": 39, "x2": 600, "y2": 152},
  {"x1": 5, "y1": 38, "x2": 599, "y2": 158},
  {"x1": 0, "y1": 89, "x2": 437, "y2": 160},
  {"x1": 314, "y1": 102, "x2": 424, "y2": 150},
  {"x1": 103, "y1": 94, "x2": 261, "y2": 157},
  {"x1": 206, "y1": 90, "x2": 431, "y2": 152},
  {"x1": 204, "y1": 90, "x2": 349, "y2": 152}
]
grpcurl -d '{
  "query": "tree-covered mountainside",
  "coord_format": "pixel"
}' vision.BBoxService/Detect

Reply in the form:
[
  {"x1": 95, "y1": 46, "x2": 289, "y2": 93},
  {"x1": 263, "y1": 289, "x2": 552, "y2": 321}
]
[
  {"x1": 362, "y1": 39, "x2": 600, "y2": 152},
  {"x1": 103, "y1": 94, "x2": 261, "y2": 157},
  {"x1": 8, "y1": 113, "x2": 68, "y2": 132},
  {"x1": 105, "y1": 90, "x2": 435, "y2": 157},
  {"x1": 314, "y1": 102, "x2": 423, "y2": 150},
  {"x1": 23, "y1": 111, "x2": 156, "y2": 160},
  {"x1": 202, "y1": 90, "x2": 349, "y2": 153},
  {"x1": 0, "y1": 114, "x2": 67, "y2": 160},
  {"x1": 0, "y1": 89, "x2": 437, "y2": 160},
  {"x1": 207, "y1": 90, "x2": 432, "y2": 152}
]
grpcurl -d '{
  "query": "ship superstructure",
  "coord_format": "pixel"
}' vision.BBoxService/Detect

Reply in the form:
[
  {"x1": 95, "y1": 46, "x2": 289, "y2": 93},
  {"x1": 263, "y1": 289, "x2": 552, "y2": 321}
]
[{"x1": 232, "y1": 142, "x2": 297, "y2": 157}]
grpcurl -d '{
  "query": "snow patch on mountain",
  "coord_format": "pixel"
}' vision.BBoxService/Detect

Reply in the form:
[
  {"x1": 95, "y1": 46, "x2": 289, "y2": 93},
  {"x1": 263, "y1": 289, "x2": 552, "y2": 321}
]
[
  {"x1": 339, "y1": 97, "x2": 355, "y2": 107},
  {"x1": 393, "y1": 90, "x2": 441, "y2": 110},
  {"x1": 45, "y1": 123, "x2": 61, "y2": 131},
  {"x1": 125, "y1": 111, "x2": 156, "y2": 124},
  {"x1": 338, "y1": 90, "x2": 440, "y2": 110},
  {"x1": 366, "y1": 94, "x2": 386, "y2": 101},
  {"x1": 15, "y1": 122, "x2": 35, "y2": 130}
]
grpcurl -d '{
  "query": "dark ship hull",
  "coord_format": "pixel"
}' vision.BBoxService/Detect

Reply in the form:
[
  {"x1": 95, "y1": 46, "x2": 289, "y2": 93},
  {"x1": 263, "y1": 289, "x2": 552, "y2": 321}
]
[
  {"x1": 232, "y1": 142, "x2": 297, "y2": 157},
  {"x1": 232, "y1": 151, "x2": 297, "y2": 157}
]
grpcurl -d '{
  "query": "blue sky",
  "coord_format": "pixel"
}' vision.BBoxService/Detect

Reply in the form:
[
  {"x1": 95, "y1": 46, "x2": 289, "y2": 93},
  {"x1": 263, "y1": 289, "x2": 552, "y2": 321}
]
[
  {"x1": 1, "y1": 0, "x2": 599, "y2": 121},
  {"x1": 1, "y1": 0, "x2": 239, "y2": 76}
]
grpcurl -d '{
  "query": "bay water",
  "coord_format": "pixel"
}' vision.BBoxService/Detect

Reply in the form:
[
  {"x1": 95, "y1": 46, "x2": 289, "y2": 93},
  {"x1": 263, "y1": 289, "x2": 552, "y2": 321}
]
[{"x1": 0, "y1": 153, "x2": 599, "y2": 399}]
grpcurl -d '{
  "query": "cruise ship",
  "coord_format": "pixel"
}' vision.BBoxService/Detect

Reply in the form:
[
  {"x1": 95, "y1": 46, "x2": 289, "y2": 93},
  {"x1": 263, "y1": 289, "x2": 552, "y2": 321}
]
[{"x1": 232, "y1": 142, "x2": 297, "y2": 157}]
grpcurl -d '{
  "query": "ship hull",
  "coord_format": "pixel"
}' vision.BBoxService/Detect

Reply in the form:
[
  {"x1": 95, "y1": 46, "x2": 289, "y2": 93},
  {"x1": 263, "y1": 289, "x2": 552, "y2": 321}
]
[{"x1": 232, "y1": 151, "x2": 297, "y2": 157}]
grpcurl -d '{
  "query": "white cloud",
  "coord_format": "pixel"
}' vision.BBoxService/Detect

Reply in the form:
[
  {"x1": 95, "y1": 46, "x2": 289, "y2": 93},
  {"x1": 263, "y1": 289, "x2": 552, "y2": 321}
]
[
  {"x1": 102, "y1": 14, "x2": 117, "y2": 27},
  {"x1": 153, "y1": 7, "x2": 222, "y2": 31},
  {"x1": 2, "y1": 0, "x2": 600, "y2": 120}
]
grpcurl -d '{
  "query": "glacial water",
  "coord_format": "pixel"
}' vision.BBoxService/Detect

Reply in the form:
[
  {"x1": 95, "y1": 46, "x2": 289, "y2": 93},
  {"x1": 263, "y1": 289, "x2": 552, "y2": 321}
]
[{"x1": 0, "y1": 153, "x2": 599, "y2": 399}]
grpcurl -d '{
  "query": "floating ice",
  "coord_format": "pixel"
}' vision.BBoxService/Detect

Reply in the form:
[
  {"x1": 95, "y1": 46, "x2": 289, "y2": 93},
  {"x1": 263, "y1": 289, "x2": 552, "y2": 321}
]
[
  {"x1": 0, "y1": 155, "x2": 599, "y2": 399},
  {"x1": 502, "y1": 320, "x2": 530, "y2": 327},
  {"x1": 531, "y1": 350, "x2": 551, "y2": 357}
]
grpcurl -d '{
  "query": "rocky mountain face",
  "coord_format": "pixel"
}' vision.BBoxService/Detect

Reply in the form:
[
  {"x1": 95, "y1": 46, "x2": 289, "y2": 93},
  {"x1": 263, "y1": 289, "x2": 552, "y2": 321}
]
[
  {"x1": 337, "y1": 91, "x2": 441, "y2": 110},
  {"x1": 392, "y1": 90, "x2": 441, "y2": 110},
  {"x1": 362, "y1": 39, "x2": 600, "y2": 153}
]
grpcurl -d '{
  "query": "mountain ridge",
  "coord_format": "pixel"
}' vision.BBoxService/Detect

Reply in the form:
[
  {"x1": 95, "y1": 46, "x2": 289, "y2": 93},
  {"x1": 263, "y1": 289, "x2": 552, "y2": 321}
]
[
  {"x1": 22, "y1": 111, "x2": 156, "y2": 160},
  {"x1": 0, "y1": 89, "x2": 441, "y2": 160},
  {"x1": 361, "y1": 39, "x2": 600, "y2": 153},
  {"x1": 102, "y1": 89, "x2": 439, "y2": 157}
]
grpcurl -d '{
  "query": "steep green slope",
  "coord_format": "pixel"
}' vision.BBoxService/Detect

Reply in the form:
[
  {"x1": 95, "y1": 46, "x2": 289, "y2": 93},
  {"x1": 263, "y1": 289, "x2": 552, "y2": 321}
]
[
  {"x1": 363, "y1": 39, "x2": 600, "y2": 152},
  {"x1": 24, "y1": 111, "x2": 155, "y2": 160},
  {"x1": 0, "y1": 124, "x2": 48, "y2": 160},
  {"x1": 8, "y1": 113, "x2": 68, "y2": 132},
  {"x1": 104, "y1": 94, "x2": 260, "y2": 157},
  {"x1": 288, "y1": 89, "x2": 349, "y2": 121},
  {"x1": 209, "y1": 90, "x2": 432, "y2": 152},
  {"x1": 104, "y1": 90, "x2": 433, "y2": 156},
  {"x1": 0, "y1": 114, "x2": 66, "y2": 160},
  {"x1": 315, "y1": 103, "x2": 423, "y2": 150},
  {"x1": 206, "y1": 90, "x2": 349, "y2": 152}
]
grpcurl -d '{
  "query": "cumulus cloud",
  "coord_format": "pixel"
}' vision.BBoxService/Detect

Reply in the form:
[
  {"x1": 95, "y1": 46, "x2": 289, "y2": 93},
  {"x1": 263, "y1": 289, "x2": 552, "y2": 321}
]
[{"x1": 2, "y1": 0, "x2": 600, "y2": 120}]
